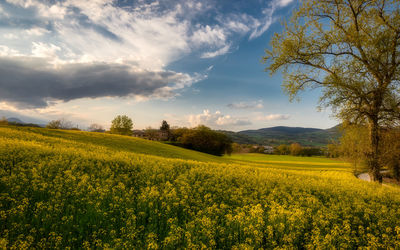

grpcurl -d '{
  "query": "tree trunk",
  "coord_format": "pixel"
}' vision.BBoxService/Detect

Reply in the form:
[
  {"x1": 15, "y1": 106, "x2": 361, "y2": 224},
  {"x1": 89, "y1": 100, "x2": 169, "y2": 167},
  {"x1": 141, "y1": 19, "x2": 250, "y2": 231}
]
[{"x1": 368, "y1": 119, "x2": 382, "y2": 182}]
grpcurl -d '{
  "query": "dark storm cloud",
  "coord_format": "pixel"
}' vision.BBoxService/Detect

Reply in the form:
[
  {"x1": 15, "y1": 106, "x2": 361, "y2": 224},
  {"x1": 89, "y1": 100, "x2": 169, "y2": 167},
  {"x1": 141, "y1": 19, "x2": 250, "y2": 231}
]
[{"x1": 0, "y1": 57, "x2": 187, "y2": 108}]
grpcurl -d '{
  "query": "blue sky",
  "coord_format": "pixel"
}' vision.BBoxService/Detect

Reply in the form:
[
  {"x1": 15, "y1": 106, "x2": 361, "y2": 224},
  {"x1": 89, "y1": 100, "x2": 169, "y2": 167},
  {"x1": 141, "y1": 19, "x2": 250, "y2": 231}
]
[{"x1": 0, "y1": 0, "x2": 336, "y2": 131}]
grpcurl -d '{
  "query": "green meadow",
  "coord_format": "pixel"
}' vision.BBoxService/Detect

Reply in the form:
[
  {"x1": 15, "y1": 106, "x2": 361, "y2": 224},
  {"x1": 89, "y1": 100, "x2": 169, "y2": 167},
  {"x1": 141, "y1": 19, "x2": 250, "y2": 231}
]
[{"x1": 1, "y1": 125, "x2": 400, "y2": 248}]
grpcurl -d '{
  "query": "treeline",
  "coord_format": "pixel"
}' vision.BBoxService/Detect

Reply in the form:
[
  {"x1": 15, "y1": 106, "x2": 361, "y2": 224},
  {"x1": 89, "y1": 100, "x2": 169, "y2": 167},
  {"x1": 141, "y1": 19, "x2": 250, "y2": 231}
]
[
  {"x1": 1, "y1": 115, "x2": 327, "y2": 158},
  {"x1": 273, "y1": 143, "x2": 323, "y2": 156},
  {"x1": 232, "y1": 142, "x2": 323, "y2": 156},
  {"x1": 26, "y1": 115, "x2": 233, "y2": 157},
  {"x1": 108, "y1": 116, "x2": 232, "y2": 156}
]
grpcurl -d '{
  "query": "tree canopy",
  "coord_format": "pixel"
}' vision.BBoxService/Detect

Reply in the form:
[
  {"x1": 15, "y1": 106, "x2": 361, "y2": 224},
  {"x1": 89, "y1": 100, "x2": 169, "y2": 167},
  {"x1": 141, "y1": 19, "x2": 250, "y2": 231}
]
[
  {"x1": 160, "y1": 120, "x2": 170, "y2": 132},
  {"x1": 264, "y1": 0, "x2": 400, "y2": 182},
  {"x1": 179, "y1": 125, "x2": 233, "y2": 156},
  {"x1": 110, "y1": 115, "x2": 133, "y2": 136}
]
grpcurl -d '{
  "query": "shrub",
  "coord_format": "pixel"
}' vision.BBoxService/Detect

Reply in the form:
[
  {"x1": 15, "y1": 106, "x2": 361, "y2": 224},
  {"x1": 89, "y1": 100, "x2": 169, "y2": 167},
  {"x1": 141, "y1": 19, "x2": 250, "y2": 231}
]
[{"x1": 179, "y1": 125, "x2": 232, "y2": 156}]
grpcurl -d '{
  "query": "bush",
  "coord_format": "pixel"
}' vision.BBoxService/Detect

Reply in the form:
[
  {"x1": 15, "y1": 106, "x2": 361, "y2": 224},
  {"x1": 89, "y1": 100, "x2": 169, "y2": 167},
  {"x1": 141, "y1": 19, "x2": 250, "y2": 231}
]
[
  {"x1": 299, "y1": 147, "x2": 323, "y2": 157},
  {"x1": 178, "y1": 125, "x2": 232, "y2": 156}
]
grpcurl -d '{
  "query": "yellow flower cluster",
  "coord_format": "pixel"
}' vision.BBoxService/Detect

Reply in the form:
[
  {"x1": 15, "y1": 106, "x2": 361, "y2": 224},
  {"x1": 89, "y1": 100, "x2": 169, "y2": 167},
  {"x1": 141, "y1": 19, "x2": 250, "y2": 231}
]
[{"x1": 1, "y1": 126, "x2": 400, "y2": 248}]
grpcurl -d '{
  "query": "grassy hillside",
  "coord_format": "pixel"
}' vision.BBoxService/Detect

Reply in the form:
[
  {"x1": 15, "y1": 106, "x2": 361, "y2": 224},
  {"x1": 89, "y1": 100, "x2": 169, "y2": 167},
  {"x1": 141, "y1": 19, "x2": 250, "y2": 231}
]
[
  {"x1": 226, "y1": 154, "x2": 351, "y2": 172},
  {"x1": 1, "y1": 125, "x2": 400, "y2": 248},
  {"x1": 0, "y1": 126, "x2": 226, "y2": 163}
]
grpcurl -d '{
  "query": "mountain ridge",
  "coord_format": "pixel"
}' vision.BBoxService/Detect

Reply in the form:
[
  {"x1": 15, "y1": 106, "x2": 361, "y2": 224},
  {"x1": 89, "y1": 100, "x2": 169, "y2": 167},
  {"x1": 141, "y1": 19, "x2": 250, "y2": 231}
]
[{"x1": 221, "y1": 125, "x2": 341, "y2": 146}]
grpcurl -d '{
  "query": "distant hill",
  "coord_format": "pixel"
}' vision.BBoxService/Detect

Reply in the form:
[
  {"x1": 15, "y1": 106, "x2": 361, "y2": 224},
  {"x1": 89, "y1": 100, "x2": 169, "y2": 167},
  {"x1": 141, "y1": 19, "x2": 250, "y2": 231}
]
[
  {"x1": 221, "y1": 125, "x2": 341, "y2": 146},
  {"x1": 7, "y1": 117, "x2": 25, "y2": 124},
  {"x1": 5, "y1": 117, "x2": 45, "y2": 127},
  {"x1": 0, "y1": 110, "x2": 48, "y2": 126}
]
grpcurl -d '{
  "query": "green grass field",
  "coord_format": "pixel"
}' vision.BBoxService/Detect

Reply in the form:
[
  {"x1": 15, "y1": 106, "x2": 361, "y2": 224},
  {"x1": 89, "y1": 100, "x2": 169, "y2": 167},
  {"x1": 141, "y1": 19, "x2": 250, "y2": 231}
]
[
  {"x1": 226, "y1": 153, "x2": 351, "y2": 172},
  {"x1": 1, "y1": 125, "x2": 400, "y2": 248}
]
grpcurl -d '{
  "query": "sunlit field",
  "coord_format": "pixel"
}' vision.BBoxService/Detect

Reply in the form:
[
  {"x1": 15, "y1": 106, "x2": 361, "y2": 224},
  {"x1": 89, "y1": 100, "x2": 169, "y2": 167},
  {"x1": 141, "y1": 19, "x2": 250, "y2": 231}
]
[
  {"x1": 1, "y1": 125, "x2": 400, "y2": 248},
  {"x1": 226, "y1": 153, "x2": 351, "y2": 172}
]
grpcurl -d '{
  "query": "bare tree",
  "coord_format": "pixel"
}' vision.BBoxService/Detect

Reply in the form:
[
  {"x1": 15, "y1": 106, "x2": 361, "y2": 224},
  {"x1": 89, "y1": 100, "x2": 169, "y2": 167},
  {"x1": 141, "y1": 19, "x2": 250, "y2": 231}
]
[{"x1": 88, "y1": 123, "x2": 105, "y2": 132}]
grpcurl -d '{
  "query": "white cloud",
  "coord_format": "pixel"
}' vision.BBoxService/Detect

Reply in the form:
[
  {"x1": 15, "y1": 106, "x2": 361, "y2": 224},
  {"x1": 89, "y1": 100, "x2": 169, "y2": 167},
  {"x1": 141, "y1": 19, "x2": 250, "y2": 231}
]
[
  {"x1": 1, "y1": 0, "x2": 294, "y2": 65},
  {"x1": 5, "y1": 0, "x2": 35, "y2": 8},
  {"x1": 3, "y1": 33, "x2": 17, "y2": 39},
  {"x1": 256, "y1": 114, "x2": 290, "y2": 121},
  {"x1": 227, "y1": 100, "x2": 264, "y2": 109},
  {"x1": 0, "y1": 0, "x2": 294, "y2": 109},
  {"x1": 201, "y1": 45, "x2": 230, "y2": 59},
  {"x1": 25, "y1": 27, "x2": 50, "y2": 36},
  {"x1": 225, "y1": 20, "x2": 251, "y2": 33},
  {"x1": 191, "y1": 25, "x2": 227, "y2": 47},
  {"x1": 188, "y1": 109, "x2": 251, "y2": 128},
  {"x1": 0, "y1": 45, "x2": 21, "y2": 56},
  {"x1": 1, "y1": 0, "x2": 291, "y2": 67},
  {"x1": 206, "y1": 65, "x2": 214, "y2": 71},
  {"x1": 249, "y1": 12, "x2": 273, "y2": 40},
  {"x1": 249, "y1": 0, "x2": 295, "y2": 40},
  {"x1": 276, "y1": 0, "x2": 295, "y2": 7},
  {"x1": 31, "y1": 42, "x2": 61, "y2": 58}
]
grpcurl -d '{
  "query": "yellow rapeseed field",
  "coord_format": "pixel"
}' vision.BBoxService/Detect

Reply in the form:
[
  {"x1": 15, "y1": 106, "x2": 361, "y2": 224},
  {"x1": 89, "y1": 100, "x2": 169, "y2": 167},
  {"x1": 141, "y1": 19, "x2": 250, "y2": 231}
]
[{"x1": 1, "y1": 126, "x2": 400, "y2": 248}]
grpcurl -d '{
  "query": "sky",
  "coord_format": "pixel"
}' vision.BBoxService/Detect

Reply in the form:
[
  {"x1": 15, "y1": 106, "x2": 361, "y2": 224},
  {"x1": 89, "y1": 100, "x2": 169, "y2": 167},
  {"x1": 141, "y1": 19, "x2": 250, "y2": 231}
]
[{"x1": 0, "y1": 0, "x2": 337, "y2": 131}]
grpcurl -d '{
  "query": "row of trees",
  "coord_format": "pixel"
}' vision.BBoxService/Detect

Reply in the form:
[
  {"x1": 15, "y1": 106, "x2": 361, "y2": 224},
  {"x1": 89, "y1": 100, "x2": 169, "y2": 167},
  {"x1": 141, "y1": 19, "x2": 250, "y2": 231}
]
[
  {"x1": 108, "y1": 116, "x2": 232, "y2": 156},
  {"x1": 46, "y1": 119, "x2": 80, "y2": 130},
  {"x1": 45, "y1": 116, "x2": 127, "y2": 133},
  {"x1": 231, "y1": 143, "x2": 323, "y2": 156},
  {"x1": 274, "y1": 143, "x2": 322, "y2": 156}
]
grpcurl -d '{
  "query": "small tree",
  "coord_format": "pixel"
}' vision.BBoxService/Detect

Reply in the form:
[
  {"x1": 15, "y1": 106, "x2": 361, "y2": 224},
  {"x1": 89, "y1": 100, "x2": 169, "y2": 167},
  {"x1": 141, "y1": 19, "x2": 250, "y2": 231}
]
[
  {"x1": 0, "y1": 116, "x2": 8, "y2": 125},
  {"x1": 275, "y1": 144, "x2": 290, "y2": 155},
  {"x1": 159, "y1": 120, "x2": 170, "y2": 141},
  {"x1": 160, "y1": 120, "x2": 170, "y2": 131},
  {"x1": 290, "y1": 143, "x2": 302, "y2": 156},
  {"x1": 110, "y1": 115, "x2": 133, "y2": 135},
  {"x1": 340, "y1": 125, "x2": 369, "y2": 174},
  {"x1": 46, "y1": 120, "x2": 62, "y2": 129}
]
